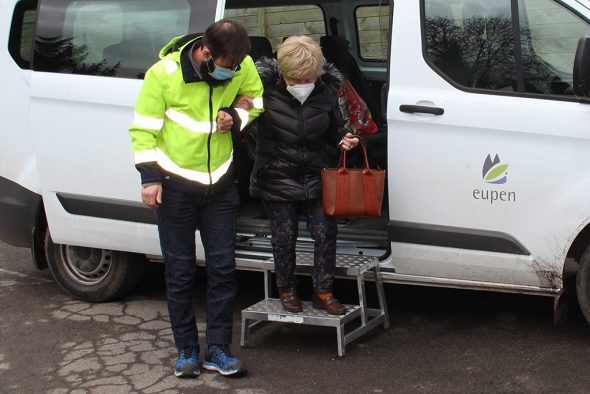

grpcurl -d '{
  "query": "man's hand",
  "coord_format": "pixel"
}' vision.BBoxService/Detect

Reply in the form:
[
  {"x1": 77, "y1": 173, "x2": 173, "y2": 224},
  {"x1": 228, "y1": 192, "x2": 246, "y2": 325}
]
[
  {"x1": 141, "y1": 184, "x2": 162, "y2": 209},
  {"x1": 217, "y1": 110, "x2": 234, "y2": 134},
  {"x1": 233, "y1": 95, "x2": 254, "y2": 111}
]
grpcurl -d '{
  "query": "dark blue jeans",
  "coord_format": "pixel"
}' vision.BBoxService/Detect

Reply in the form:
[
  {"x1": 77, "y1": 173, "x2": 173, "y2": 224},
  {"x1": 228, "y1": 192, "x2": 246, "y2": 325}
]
[{"x1": 157, "y1": 182, "x2": 239, "y2": 351}]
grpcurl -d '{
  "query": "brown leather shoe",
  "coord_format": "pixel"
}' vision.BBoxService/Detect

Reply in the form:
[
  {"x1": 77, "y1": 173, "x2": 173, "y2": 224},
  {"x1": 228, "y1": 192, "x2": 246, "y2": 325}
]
[
  {"x1": 312, "y1": 292, "x2": 347, "y2": 315},
  {"x1": 279, "y1": 290, "x2": 303, "y2": 313}
]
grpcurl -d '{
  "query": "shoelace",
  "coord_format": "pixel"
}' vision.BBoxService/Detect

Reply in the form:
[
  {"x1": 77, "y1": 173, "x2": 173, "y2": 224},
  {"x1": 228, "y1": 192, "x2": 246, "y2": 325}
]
[
  {"x1": 179, "y1": 349, "x2": 196, "y2": 361},
  {"x1": 211, "y1": 346, "x2": 234, "y2": 364}
]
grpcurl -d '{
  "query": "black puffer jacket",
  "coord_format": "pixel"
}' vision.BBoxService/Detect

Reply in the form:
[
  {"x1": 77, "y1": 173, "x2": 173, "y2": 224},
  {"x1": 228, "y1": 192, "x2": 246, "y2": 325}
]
[{"x1": 250, "y1": 57, "x2": 345, "y2": 202}]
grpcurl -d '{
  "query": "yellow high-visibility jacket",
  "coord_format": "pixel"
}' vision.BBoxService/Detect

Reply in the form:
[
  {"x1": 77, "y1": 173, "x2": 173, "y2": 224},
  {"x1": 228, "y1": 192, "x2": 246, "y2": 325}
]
[{"x1": 130, "y1": 34, "x2": 264, "y2": 187}]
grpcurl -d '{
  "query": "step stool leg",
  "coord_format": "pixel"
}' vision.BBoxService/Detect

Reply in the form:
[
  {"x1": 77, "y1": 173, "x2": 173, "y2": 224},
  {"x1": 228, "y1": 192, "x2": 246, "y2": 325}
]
[
  {"x1": 240, "y1": 317, "x2": 249, "y2": 348},
  {"x1": 357, "y1": 275, "x2": 368, "y2": 325},
  {"x1": 373, "y1": 265, "x2": 390, "y2": 329},
  {"x1": 337, "y1": 325, "x2": 345, "y2": 357},
  {"x1": 264, "y1": 270, "x2": 272, "y2": 299}
]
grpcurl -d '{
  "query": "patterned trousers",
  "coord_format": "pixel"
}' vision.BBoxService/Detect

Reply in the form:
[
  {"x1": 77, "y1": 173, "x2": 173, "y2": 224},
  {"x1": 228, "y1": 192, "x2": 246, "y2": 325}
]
[{"x1": 263, "y1": 199, "x2": 337, "y2": 293}]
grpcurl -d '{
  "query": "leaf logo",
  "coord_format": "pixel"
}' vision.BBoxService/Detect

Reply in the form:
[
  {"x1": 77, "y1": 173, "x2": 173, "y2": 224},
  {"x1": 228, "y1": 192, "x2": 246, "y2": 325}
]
[{"x1": 482, "y1": 154, "x2": 508, "y2": 184}]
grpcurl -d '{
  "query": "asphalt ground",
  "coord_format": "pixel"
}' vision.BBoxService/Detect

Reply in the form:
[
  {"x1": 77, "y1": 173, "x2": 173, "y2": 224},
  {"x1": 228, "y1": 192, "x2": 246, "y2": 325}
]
[{"x1": 2, "y1": 240, "x2": 590, "y2": 393}]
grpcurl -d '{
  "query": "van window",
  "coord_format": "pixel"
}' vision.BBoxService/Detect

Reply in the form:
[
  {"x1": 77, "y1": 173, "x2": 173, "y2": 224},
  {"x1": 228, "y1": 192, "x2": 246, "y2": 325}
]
[
  {"x1": 33, "y1": 0, "x2": 210, "y2": 79},
  {"x1": 224, "y1": 6, "x2": 326, "y2": 53},
  {"x1": 355, "y1": 5, "x2": 390, "y2": 61},
  {"x1": 519, "y1": 0, "x2": 590, "y2": 95},
  {"x1": 9, "y1": 0, "x2": 37, "y2": 69},
  {"x1": 423, "y1": 0, "x2": 590, "y2": 97},
  {"x1": 423, "y1": 0, "x2": 517, "y2": 91}
]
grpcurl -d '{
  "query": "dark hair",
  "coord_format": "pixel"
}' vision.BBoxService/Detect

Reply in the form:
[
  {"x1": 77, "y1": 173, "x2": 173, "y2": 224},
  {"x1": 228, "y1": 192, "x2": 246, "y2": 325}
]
[{"x1": 203, "y1": 19, "x2": 251, "y2": 68}]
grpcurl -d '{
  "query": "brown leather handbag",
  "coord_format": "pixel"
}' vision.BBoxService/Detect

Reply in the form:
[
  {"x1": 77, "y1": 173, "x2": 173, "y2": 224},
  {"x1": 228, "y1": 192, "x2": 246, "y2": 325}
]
[{"x1": 321, "y1": 138, "x2": 385, "y2": 217}]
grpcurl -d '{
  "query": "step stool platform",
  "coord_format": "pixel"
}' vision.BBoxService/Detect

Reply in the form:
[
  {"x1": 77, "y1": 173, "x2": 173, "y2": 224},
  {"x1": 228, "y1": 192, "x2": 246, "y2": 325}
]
[{"x1": 242, "y1": 298, "x2": 361, "y2": 327}]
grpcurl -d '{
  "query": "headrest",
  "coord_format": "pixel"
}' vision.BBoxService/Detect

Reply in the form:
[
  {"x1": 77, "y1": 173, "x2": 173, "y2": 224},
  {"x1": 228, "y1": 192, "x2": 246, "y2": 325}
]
[
  {"x1": 320, "y1": 36, "x2": 351, "y2": 71},
  {"x1": 249, "y1": 36, "x2": 273, "y2": 61}
]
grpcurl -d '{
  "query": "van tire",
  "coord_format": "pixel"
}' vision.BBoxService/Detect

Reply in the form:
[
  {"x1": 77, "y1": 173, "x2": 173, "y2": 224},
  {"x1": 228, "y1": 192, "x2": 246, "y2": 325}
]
[
  {"x1": 44, "y1": 231, "x2": 145, "y2": 302},
  {"x1": 576, "y1": 245, "x2": 590, "y2": 325}
]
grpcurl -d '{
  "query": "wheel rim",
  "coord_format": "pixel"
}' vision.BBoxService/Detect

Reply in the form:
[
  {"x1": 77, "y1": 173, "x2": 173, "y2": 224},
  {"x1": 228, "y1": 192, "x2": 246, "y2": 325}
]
[{"x1": 59, "y1": 245, "x2": 114, "y2": 285}]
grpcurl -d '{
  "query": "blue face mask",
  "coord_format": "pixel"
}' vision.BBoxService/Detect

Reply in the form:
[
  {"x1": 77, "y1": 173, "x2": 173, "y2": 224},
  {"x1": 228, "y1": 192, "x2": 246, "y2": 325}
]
[{"x1": 207, "y1": 58, "x2": 236, "y2": 80}]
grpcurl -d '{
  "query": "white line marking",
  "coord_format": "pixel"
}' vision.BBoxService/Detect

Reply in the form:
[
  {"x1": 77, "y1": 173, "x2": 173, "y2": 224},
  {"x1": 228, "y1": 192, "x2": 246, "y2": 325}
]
[{"x1": 0, "y1": 269, "x2": 52, "y2": 283}]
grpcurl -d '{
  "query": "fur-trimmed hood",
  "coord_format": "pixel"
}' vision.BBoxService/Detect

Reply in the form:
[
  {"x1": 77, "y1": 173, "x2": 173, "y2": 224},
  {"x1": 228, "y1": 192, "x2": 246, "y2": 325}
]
[{"x1": 255, "y1": 56, "x2": 343, "y2": 94}]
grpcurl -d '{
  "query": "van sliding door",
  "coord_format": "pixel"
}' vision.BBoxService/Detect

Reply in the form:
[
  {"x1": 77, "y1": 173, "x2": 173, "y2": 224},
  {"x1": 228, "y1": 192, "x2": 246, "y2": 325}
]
[{"x1": 30, "y1": 0, "x2": 218, "y2": 254}]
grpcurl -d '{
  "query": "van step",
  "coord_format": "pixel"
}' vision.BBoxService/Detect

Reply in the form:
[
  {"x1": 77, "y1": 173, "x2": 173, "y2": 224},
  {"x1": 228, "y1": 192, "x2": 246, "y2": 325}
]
[
  {"x1": 235, "y1": 234, "x2": 388, "y2": 263},
  {"x1": 236, "y1": 221, "x2": 389, "y2": 242}
]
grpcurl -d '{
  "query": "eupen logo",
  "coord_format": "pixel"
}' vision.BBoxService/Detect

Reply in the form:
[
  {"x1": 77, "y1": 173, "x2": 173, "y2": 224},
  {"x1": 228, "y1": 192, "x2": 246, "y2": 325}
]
[{"x1": 473, "y1": 154, "x2": 516, "y2": 204}]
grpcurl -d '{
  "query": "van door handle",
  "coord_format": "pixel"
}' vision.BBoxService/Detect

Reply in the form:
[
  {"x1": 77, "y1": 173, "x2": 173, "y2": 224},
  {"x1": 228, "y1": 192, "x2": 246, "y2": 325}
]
[{"x1": 399, "y1": 105, "x2": 444, "y2": 115}]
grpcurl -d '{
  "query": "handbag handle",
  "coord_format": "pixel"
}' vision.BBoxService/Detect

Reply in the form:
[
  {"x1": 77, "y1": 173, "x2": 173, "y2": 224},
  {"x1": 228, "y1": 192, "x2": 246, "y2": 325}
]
[{"x1": 338, "y1": 137, "x2": 371, "y2": 172}]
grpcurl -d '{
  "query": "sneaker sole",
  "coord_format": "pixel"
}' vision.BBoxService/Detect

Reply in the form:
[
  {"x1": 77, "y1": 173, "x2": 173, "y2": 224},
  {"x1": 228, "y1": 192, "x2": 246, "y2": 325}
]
[
  {"x1": 202, "y1": 361, "x2": 246, "y2": 376},
  {"x1": 174, "y1": 363, "x2": 200, "y2": 378}
]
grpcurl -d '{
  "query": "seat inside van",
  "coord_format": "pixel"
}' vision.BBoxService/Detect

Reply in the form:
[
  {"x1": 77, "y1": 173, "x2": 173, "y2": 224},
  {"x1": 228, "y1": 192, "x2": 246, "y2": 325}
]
[
  {"x1": 103, "y1": 28, "x2": 160, "y2": 77},
  {"x1": 249, "y1": 36, "x2": 273, "y2": 61},
  {"x1": 320, "y1": 35, "x2": 388, "y2": 169},
  {"x1": 320, "y1": 35, "x2": 384, "y2": 127}
]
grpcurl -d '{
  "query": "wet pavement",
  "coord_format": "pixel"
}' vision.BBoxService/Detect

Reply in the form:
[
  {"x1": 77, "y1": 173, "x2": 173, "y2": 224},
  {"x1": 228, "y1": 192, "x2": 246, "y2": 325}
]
[{"x1": 2, "y1": 240, "x2": 590, "y2": 393}]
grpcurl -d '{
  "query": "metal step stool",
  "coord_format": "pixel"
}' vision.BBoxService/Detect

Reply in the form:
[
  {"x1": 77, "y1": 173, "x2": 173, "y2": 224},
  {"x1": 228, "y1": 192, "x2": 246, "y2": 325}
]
[{"x1": 240, "y1": 253, "x2": 390, "y2": 356}]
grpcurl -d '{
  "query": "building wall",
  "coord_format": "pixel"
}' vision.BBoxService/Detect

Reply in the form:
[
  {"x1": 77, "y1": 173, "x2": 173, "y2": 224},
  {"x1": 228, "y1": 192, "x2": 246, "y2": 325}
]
[{"x1": 225, "y1": 5, "x2": 390, "y2": 60}]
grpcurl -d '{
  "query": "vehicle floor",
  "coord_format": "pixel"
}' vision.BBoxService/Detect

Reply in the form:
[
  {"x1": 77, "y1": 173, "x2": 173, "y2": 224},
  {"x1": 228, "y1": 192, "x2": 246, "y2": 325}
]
[{"x1": 236, "y1": 200, "x2": 388, "y2": 240}]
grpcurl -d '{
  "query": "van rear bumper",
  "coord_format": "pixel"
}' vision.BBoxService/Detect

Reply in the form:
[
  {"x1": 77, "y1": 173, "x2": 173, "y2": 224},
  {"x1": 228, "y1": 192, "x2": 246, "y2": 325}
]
[{"x1": 0, "y1": 176, "x2": 41, "y2": 247}]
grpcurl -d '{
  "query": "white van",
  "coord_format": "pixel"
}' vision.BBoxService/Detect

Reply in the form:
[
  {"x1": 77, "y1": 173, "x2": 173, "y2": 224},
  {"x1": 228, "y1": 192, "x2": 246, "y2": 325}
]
[{"x1": 2, "y1": 0, "x2": 590, "y2": 324}]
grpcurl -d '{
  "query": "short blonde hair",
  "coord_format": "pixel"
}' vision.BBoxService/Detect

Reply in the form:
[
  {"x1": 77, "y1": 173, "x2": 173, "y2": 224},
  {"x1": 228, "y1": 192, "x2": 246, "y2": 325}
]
[{"x1": 277, "y1": 35, "x2": 325, "y2": 80}]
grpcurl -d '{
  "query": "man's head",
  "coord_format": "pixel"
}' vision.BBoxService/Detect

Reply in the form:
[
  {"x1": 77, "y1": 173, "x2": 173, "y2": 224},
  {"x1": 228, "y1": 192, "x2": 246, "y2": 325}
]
[
  {"x1": 203, "y1": 19, "x2": 251, "y2": 70},
  {"x1": 197, "y1": 19, "x2": 250, "y2": 86}
]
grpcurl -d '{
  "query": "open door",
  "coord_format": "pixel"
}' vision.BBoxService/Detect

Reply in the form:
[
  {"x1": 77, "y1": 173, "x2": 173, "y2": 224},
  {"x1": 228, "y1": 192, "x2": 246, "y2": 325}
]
[{"x1": 30, "y1": 0, "x2": 219, "y2": 254}]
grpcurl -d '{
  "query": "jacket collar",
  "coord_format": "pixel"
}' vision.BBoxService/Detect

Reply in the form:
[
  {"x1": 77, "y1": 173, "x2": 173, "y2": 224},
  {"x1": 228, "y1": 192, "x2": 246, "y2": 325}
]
[
  {"x1": 256, "y1": 56, "x2": 343, "y2": 95},
  {"x1": 180, "y1": 38, "x2": 206, "y2": 84}
]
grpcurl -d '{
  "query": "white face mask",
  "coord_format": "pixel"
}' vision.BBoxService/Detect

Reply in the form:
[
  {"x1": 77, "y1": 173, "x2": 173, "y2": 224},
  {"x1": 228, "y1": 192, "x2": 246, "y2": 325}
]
[{"x1": 286, "y1": 83, "x2": 315, "y2": 104}]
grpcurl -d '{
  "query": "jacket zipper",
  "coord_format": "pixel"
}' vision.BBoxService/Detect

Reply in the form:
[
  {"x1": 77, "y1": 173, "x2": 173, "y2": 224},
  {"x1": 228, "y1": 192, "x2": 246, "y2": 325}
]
[
  {"x1": 298, "y1": 104, "x2": 309, "y2": 199},
  {"x1": 207, "y1": 85, "x2": 213, "y2": 189}
]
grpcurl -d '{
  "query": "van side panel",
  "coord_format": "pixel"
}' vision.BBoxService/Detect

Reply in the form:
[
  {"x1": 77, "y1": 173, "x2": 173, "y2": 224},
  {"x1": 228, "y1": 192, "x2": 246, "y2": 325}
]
[
  {"x1": 0, "y1": 0, "x2": 42, "y2": 246},
  {"x1": 388, "y1": 0, "x2": 590, "y2": 289},
  {"x1": 30, "y1": 73, "x2": 165, "y2": 255}
]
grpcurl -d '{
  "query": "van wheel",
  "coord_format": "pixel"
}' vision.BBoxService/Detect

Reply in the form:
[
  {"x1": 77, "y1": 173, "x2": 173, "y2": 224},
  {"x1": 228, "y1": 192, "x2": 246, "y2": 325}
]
[
  {"x1": 44, "y1": 231, "x2": 146, "y2": 302},
  {"x1": 576, "y1": 245, "x2": 590, "y2": 325}
]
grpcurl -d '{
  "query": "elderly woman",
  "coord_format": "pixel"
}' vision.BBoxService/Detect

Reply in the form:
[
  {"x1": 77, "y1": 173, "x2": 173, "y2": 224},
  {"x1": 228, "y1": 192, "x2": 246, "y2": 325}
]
[{"x1": 250, "y1": 35, "x2": 358, "y2": 315}]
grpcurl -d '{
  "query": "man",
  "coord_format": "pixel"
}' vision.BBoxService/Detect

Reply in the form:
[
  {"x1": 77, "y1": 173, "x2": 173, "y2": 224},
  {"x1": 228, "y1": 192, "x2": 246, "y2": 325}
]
[{"x1": 129, "y1": 19, "x2": 263, "y2": 378}]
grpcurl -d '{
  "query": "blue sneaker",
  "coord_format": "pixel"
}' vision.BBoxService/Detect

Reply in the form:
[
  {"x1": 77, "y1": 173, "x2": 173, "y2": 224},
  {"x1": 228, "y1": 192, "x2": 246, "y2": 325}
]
[
  {"x1": 174, "y1": 346, "x2": 200, "y2": 378},
  {"x1": 202, "y1": 344, "x2": 247, "y2": 376}
]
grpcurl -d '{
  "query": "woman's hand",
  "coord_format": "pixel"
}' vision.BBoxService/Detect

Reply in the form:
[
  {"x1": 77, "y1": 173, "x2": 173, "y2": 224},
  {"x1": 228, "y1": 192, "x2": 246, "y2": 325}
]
[
  {"x1": 339, "y1": 133, "x2": 360, "y2": 151},
  {"x1": 233, "y1": 95, "x2": 254, "y2": 111}
]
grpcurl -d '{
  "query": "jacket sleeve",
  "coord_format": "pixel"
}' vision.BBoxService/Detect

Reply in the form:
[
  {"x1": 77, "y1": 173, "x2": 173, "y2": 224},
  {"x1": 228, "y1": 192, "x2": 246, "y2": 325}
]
[
  {"x1": 328, "y1": 94, "x2": 347, "y2": 146},
  {"x1": 129, "y1": 65, "x2": 166, "y2": 185},
  {"x1": 231, "y1": 55, "x2": 265, "y2": 134}
]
